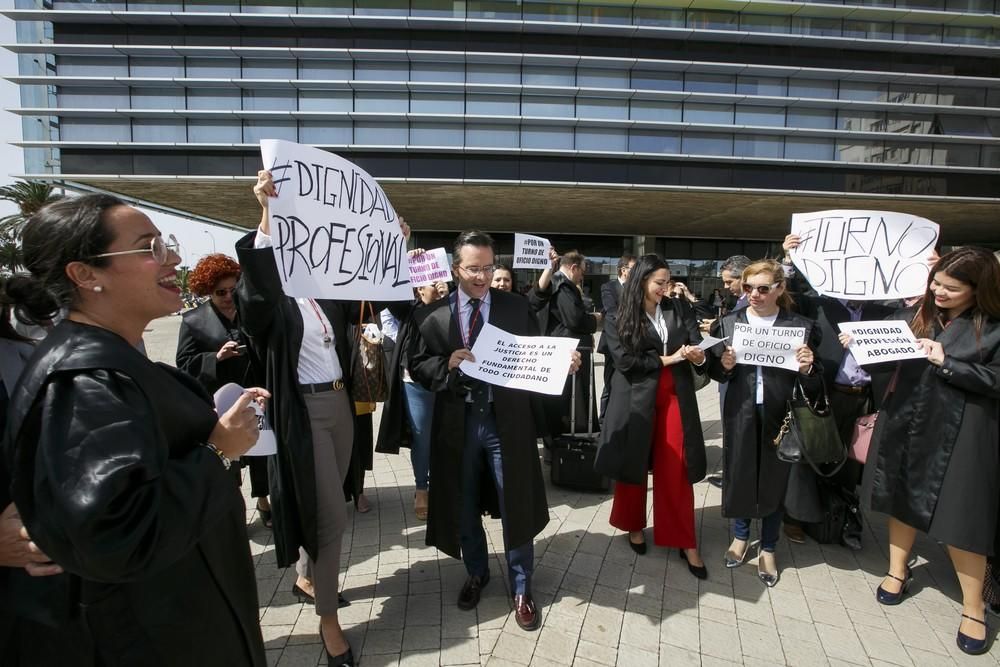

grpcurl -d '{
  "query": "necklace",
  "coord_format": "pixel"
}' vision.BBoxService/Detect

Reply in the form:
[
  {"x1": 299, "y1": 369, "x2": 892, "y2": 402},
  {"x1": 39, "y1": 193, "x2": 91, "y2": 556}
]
[{"x1": 306, "y1": 299, "x2": 333, "y2": 347}]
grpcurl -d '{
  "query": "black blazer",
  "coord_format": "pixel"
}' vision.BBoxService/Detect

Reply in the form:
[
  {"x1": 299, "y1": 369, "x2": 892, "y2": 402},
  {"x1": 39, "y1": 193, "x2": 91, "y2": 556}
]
[
  {"x1": 176, "y1": 300, "x2": 261, "y2": 394},
  {"x1": 597, "y1": 279, "x2": 623, "y2": 355}
]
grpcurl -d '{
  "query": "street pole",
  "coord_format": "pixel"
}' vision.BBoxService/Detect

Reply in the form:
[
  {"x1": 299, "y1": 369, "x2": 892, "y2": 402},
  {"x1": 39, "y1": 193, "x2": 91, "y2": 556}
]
[{"x1": 203, "y1": 229, "x2": 217, "y2": 254}]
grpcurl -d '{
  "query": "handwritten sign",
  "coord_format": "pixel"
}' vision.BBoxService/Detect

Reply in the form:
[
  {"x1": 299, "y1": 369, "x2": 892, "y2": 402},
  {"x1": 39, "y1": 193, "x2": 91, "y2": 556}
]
[
  {"x1": 214, "y1": 383, "x2": 277, "y2": 457},
  {"x1": 732, "y1": 322, "x2": 806, "y2": 371},
  {"x1": 838, "y1": 320, "x2": 926, "y2": 365},
  {"x1": 408, "y1": 248, "x2": 452, "y2": 287},
  {"x1": 789, "y1": 210, "x2": 939, "y2": 301},
  {"x1": 260, "y1": 139, "x2": 411, "y2": 300},
  {"x1": 459, "y1": 322, "x2": 577, "y2": 395},
  {"x1": 513, "y1": 233, "x2": 551, "y2": 270}
]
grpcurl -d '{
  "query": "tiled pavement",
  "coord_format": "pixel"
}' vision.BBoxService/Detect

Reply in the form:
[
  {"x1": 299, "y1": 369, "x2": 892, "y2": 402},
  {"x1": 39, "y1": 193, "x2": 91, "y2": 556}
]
[{"x1": 144, "y1": 315, "x2": 1000, "y2": 667}]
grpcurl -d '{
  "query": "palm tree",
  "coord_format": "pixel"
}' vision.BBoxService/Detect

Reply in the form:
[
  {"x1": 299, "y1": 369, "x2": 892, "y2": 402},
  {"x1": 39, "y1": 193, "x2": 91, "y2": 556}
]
[{"x1": 0, "y1": 180, "x2": 63, "y2": 274}]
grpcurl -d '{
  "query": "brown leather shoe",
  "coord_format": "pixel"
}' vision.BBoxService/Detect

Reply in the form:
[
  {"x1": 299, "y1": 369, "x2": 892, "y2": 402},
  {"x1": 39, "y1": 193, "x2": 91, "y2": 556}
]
[
  {"x1": 783, "y1": 522, "x2": 806, "y2": 545},
  {"x1": 457, "y1": 574, "x2": 489, "y2": 610},
  {"x1": 513, "y1": 593, "x2": 540, "y2": 631}
]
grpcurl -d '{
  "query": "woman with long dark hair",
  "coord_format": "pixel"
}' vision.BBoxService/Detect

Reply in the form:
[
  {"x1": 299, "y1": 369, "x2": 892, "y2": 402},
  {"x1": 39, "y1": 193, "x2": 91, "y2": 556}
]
[
  {"x1": 595, "y1": 255, "x2": 709, "y2": 577},
  {"x1": 856, "y1": 247, "x2": 1000, "y2": 655}
]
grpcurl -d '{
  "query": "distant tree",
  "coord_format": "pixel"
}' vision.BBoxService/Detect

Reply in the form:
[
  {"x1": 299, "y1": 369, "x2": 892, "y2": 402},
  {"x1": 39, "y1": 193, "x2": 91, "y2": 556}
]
[{"x1": 0, "y1": 181, "x2": 63, "y2": 274}]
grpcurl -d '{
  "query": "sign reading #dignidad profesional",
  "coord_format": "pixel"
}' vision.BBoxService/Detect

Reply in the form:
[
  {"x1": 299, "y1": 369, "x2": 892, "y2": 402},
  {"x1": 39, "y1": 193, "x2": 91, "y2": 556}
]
[{"x1": 260, "y1": 139, "x2": 412, "y2": 301}]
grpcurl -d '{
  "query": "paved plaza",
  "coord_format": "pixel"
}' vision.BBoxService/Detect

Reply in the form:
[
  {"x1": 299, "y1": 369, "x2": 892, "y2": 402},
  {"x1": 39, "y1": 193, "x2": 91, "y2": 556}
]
[{"x1": 143, "y1": 315, "x2": 1000, "y2": 667}]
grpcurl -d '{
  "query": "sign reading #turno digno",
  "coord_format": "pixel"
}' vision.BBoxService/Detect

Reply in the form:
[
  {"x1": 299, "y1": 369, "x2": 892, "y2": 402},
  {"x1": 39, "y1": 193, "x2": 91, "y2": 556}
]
[
  {"x1": 260, "y1": 139, "x2": 412, "y2": 301},
  {"x1": 788, "y1": 210, "x2": 939, "y2": 301}
]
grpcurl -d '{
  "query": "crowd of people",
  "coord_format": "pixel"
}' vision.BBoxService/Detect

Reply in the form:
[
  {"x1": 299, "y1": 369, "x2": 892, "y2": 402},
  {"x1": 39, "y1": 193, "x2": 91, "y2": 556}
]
[{"x1": 0, "y1": 177, "x2": 997, "y2": 664}]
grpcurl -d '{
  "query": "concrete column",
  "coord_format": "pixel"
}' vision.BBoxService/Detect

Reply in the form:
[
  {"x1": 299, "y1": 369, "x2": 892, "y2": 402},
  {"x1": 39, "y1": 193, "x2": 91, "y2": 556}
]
[{"x1": 632, "y1": 235, "x2": 652, "y2": 256}]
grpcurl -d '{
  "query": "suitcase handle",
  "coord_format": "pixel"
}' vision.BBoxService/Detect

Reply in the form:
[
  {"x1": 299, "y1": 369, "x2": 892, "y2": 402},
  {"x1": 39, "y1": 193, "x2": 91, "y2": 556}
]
[{"x1": 569, "y1": 346, "x2": 595, "y2": 437}]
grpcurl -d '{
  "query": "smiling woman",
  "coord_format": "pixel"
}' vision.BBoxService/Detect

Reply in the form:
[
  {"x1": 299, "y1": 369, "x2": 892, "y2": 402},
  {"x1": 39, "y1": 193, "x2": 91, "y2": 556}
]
[{"x1": 2, "y1": 194, "x2": 269, "y2": 666}]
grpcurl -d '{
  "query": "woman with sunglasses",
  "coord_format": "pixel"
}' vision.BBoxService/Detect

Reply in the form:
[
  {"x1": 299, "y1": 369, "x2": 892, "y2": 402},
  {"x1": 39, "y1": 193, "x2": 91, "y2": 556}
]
[
  {"x1": 176, "y1": 253, "x2": 272, "y2": 528},
  {"x1": 708, "y1": 259, "x2": 821, "y2": 587},
  {"x1": 3, "y1": 194, "x2": 268, "y2": 665}
]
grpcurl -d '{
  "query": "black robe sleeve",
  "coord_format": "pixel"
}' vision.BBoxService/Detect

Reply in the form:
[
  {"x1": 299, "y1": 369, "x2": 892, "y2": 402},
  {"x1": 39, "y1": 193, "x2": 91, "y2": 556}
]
[
  {"x1": 604, "y1": 316, "x2": 661, "y2": 378},
  {"x1": 174, "y1": 317, "x2": 221, "y2": 389},
  {"x1": 555, "y1": 283, "x2": 597, "y2": 337}
]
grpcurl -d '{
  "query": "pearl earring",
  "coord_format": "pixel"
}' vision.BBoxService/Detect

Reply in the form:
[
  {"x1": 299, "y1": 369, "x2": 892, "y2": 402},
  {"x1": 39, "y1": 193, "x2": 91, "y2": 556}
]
[{"x1": 93, "y1": 286, "x2": 103, "y2": 293}]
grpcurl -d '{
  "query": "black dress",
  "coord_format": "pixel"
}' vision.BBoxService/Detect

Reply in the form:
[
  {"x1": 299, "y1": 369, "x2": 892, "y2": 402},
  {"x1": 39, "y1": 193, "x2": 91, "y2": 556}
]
[{"x1": 4, "y1": 321, "x2": 266, "y2": 666}]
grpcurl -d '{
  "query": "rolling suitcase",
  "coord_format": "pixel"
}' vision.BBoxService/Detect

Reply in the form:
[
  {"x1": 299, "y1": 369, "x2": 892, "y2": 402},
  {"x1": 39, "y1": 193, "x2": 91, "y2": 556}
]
[{"x1": 550, "y1": 349, "x2": 609, "y2": 493}]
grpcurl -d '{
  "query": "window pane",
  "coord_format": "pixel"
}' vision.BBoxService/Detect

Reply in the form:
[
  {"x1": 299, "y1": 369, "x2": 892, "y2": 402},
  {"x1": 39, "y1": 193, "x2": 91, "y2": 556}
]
[
  {"x1": 355, "y1": 0, "x2": 408, "y2": 16},
  {"x1": 411, "y1": 0, "x2": 464, "y2": 17},
  {"x1": 578, "y1": 68, "x2": 627, "y2": 89},
  {"x1": 945, "y1": 26, "x2": 992, "y2": 45},
  {"x1": 299, "y1": 59, "x2": 352, "y2": 80},
  {"x1": 355, "y1": 61, "x2": 409, "y2": 82},
  {"x1": 61, "y1": 118, "x2": 131, "y2": 142},
  {"x1": 189, "y1": 120, "x2": 241, "y2": 143},
  {"x1": 836, "y1": 140, "x2": 885, "y2": 163},
  {"x1": 466, "y1": 124, "x2": 518, "y2": 148},
  {"x1": 522, "y1": 96, "x2": 574, "y2": 118},
  {"x1": 132, "y1": 88, "x2": 185, "y2": 110},
  {"x1": 59, "y1": 87, "x2": 129, "y2": 108},
  {"x1": 525, "y1": 1, "x2": 576, "y2": 22},
  {"x1": 57, "y1": 56, "x2": 127, "y2": 77},
  {"x1": 631, "y1": 70, "x2": 683, "y2": 92},
  {"x1": 686, "y1": 73, "x2": 735, "y2": 95},
  {"x1": 788, "y1": 79, "x2": 837, "y2": 100},
  {"x1": 888, "y1": 83, "x2": 937, "y2": 105},
  {"x1": 410, "y1": 62, "x2": 465, "y2": 83},
  {"x1": 687, "y1": 10, "x2": 738, "y2": 30},
  {"x1": 523, "y1": 66, "x2": 574, "y2": 87},
  {"x1": 934, "y1": 143, "x2": 980, "y2": 166},
  {"x1": 843, "y1": 20, "x2": 893, "y2": 40},
  {"x1": 894, "y1": 23, "x2": 942, "y2": 43},
  {"x1": 838, "y1": 112, "x2": 886, "y2": 132},
  {"x1": 467, "y1": 0, "x2": 520, "y2": 19},
  {"x1": 467, "y1": 63, "x2": 520, "y2": 85},
  {"x1": 243, "y1": 91, "x2": 296, "y2": 111},
  {"x1": 840, "y1": 82, "x2": 888, "y2": 103},
  {"x1": 188, "y1": 89, "x2": 241, "y2": 111},
  {"x1": 936, "y1": 115, "x2": 989, "y2": 136},
  {"x1": 577, "y1": 97, "x2": 627, "y2": 120},
  {"x1": 740, "y1": 14, "x2": 790, "y2": 34},
  {"x1": 186, "y1": 57, "x2": 241, "y2": 78},
  {"x1": 787, "y1": 108, "x2": 836, "y2": 129},
  {"x1": 244, "y1": 121, "x2": 297, "y2": 143},
  {"x1": 579, "y1": 5, "x2": 630, "y2": 25},
  {"x1": 682, "y1": 132, "x2": 733, "y2": 156},
  {"x1": 938, "y1": 87, "x2": 986, "y2": 107},
  {"x1": 576, "y1": 128, "x2": 627, "y2": 152},
  {"x1": 886, "y1": 113, "x2": 935, "y2": 134},
  {"x1": 630, "y1": 100, "x2": 681, "y2": 122},
  {"x1": 411, "y1": 93, "x2": 464, "y2": 114},
  {"x1": 243, "y1": 59, "x2": 297, "y2": 80},
  {"x1": 684, "y1": 103, "x2": 733, "y2": 125},
  {"x1": 522, "y1": 125, "x2": 574, "y2": 150},
  {"x1": 629, "y1": 130, "x2": 680, "y2": 153},
  {"x1": 298, "y1": 121, "x2": 352, "y2": 144},
  {"x1": 467, "y1": 94, "x2": 519, "y2": 116},
  {"x1": 735, "y1": 105, "x2": 784, "y2": 126},
  {"x1": 355, "y1": 122, "x2": 408, "y2": 145},
  {"x1": 734, "y1": 135, "x2": 783, "y2": 158},
  {"x1": 130, "y1": 57, "x2": 183, "y2": 78},
  {"x1": 881, "y1": 142, "x2": 935, "y2": 165},
  {"x1": 355, "y1": 92, "x2": 408, "y2": 113},
  {"x1": 785, "y1": 137, "x2": 834, "y2": 160},
  {"x1": 410, "y1": 123, "x2": 464, "y2": 147},
  {"x1": 634, "y1": 7, "x2": 684, "y2": 27},
  {"x1": 737, "y1": 77, "x2": 787, "y2": 97},
  {"x1": 299, "y1": 90, "x2": 353, "y2": 112},
  {"x1": 981, "y1": 145, "x2": 1000, "y2": 168},
  {"x1": 791, "y1": 17, "x2": 842, "y2": 37},
  {"x1": 132, "y1": 119, "x2": 186, "y2": 142}
]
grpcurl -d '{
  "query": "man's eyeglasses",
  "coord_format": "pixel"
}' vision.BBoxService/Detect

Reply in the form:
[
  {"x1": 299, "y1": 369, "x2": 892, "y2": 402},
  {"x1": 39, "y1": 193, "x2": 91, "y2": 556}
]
[
  {"x1": 91, "y1": 234, "x2": 180, "y2": 265},
  {"x1": 458, "y1": 265, "x2": 496, "y2": 277},
  {"x1": 214, "y1": 287, "x2": 236, "y2": 297},
  {"x1": 742, "y1": 282, "x2": 781, "y2": 295}
]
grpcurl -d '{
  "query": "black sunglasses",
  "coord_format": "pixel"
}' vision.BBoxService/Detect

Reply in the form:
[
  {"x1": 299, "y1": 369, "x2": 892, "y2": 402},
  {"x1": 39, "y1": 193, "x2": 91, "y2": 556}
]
[{"x1": 214, "y1": 287, "x2": 236, "y2": 297}]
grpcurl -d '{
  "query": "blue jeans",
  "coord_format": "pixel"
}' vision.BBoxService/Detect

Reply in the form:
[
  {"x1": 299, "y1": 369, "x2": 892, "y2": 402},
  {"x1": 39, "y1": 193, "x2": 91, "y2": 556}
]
[
  {"x1": 402, "y1": 381, "x2": 435, "y2": 490},
  {"x1": 733, "y1": 509, "x2": 784, "y2": 553},
  {"x1": 460, "y1": 404, "x2": 534, "y2": 596}
]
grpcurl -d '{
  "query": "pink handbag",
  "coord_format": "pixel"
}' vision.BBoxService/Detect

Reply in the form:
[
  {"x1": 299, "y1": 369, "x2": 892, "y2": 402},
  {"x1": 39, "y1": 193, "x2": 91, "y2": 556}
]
[{"x1": 849, "y1": 412, "x2": 878, "y2": 463}]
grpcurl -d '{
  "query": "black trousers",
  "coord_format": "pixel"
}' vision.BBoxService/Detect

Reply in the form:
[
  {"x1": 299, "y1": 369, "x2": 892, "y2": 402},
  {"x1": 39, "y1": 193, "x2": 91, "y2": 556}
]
[{"x1": 243, "y1": 455, "x2": 270, "y2": 498}]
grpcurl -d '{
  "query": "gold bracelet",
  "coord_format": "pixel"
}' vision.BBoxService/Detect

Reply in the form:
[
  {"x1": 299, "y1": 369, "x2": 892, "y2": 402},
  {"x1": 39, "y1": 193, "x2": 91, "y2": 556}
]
[{"x1": 202, "y1": 442, "x2": 232, "y2": 470}]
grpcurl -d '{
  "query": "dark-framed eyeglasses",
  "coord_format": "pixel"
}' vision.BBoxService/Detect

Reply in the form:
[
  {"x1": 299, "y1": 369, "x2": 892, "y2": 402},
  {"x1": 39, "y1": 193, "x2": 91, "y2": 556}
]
[
  {"x1": 742, "y1": 282, "x2": 781, "y2": 295},
  {"x1": 214, "y1": 287, "x2": 236, "y2": 297},
  {"x1": 90, "y1": 234, "x2": 180, "y2": 265}
]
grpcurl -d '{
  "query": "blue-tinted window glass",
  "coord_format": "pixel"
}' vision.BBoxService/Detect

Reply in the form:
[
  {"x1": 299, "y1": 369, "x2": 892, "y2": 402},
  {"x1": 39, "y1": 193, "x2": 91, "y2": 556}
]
[
  {"x1": 735, "y1": 105, "x2": 784, "y2": 127},
  {"x1": 410, "y1": 123, "x2": 464, "y2": 146},
  {"x1": 522, "y1": 96, "x2": 574, "y2": 118},
  {"x1": 687, "y1": 10, "x2": 738, "y2": 30},
  {"x1": 355, "y1": 122, "x2": 408, "y2": 145},
  {"x1": 411, "y1": 93, "x2": 464, "y2": 114},
  {"x1": 578, "y1": 68, "x2": 627, "y2": 89},
  {"x1": 683, "y1": 103, "x2": 733, "y2": 125},
  {"x1": 894, "y1": 23, "x2": 942, "y2": 43},
  {"x1": 791, "y1": 17, "x2": 842, "y2": 37},
  {"x1": 686, "y1": 74, "x2": 735, "y2": 95},
  {"x1": 244, "y1": 121, "x2": 297, "y2": 143},
  {"x1": 938, "y1": 87, "x2": 986, "y2": 106},
  {"x1": 467, "y1": 63, "x2": 520, "y2": 85},
  {"x1": 189, "y1": 120, "x2": 241, "y2": 143},
  {"x1": 523, "y1": 66, "x2": 574, "y2": 87},
  {"x1": 188, "y1": 89, "x2": 241, "y2": 111},
  {"x1": 634, "y1": 7, "x2": 684, "y2": 27},
  {"x1": 57, "y1": 56, "x2": 127, "y2": 77},
  {"x1": 130, "y1": 57, "x2": 183, "y2": 78},
  {"x1": 410, "y1": 62, "x2": 465, "y2": 83},
  {"x1": 521, "y1": 125, "x2": 574, "y2": 150},
  {"x1": 840, "y1": 82, "x2": 887, "y2": 102},
  {"x1": 785, "y1": 137, "x2": 834, "y2": 160},
  {"x1": 243, "y1": 90, "x2": 297, "y2": 111},
  {"x1": 631, "y1": 70, "x2": 683, "y2": 92},
  {"x1": 843, "y1": 20, "x2": 893, "y2": 40},
  {"x1": 576, "y1": 128, "x2": 627, "y2": 152},
  {"x1": 132, "y1": 88, "x2": 185, "y2": 110},
  {"x1": 59, "y1": 88, "x2": 129, "y2": 108},
  {"x1": 243, "y1": 59, "x2": 297, "y2": 79},
  {"x1": 836, "y1": 140, "x2": 884, "y2": 163},
  {"x1": 467, "y1": 0, "x2": 521, "y2": 19},
  {"x1": 60, "y1": 118, "x2": 131, "y2": 142},
  {"x1": 787, "y1": 108, "x2": 836, "y2": 129},
  {"x1": 186, "y1": 58, "x2": 241, "y2": 79},
  {"x1": 740, "y1": 14, "x2": 791, "y2": 34},
  {"x1": 682, "y1": 132, "x2": 733, "y2": 156},
  {"x1": 299, "y1": 90, "x2": 353, "y2": 112},
  {"x1": 355, "y1": 0, "x2": 408, "y2": 16},
  {"x1": 734, "y1": 135, "x2": 783, "y2": 158},
  {"x1": 186, "y1": 0, "x2": 241, "y2": 11},
  {"x1": 630, "y1": 100, "x2": 681, "y2": 122},
  {"x1": 737, "y1": 77, "x2": 786, "y2": 97},
  {"x1": 298, "y1": 121, "x2": 352, "y2": 144},
  {"x1": 628, "y1": 130, "x2": 680, "y2": 153},
  {"x1": 355, "y1": 61, "x2": 409, "y2": 82},
  {"x1": 132, "y1": 118, "x2": 186, "y2": 142},
  {"x1": 467, "y1": 94, "x2": 519, "y2": 116},
  {"x1": 299, "y1": 59, "x2": 353, "y2": 80},
  {"x1": 579, "y1": 5, "x2": 630, "y2": 25},
  {"x1": 944, "y1": 26, "x2": 992, "y2": 45},
  {"x1": 788, "y1": 79, "x2": 838, "y2": 99},
  {"x1": 577, "y1": 98, "x2": 627, "y2": 120},
  {"x1": 466, "y1": 124, "x2": 519, "y2": 148},
  {"x1": 355, "y1": 92, "x2": 408, "y2": 113}
]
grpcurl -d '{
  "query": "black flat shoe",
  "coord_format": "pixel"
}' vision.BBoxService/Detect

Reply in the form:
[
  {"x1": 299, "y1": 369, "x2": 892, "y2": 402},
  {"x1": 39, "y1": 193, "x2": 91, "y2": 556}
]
[
  {"x1": 679, "y1": 549, "x2": 708, "y2": 580},
  {"x1": 876, "y1": 568, "x2": 912, "y2": 606},
  {"x1": 320, "y1": 626, "x2": 355, "y2": 666},
  {"x1": 627, "y1": 533, "x2": 647, "y2": 555},
  {"x1": 256, "y1": 501, "x2": 272, "y2": 529},
  {"x1": 957, "y1": 613, "x2": 990, "y2": 656},
  {"x1": 292, "y1": 583, "x2": 315, "y2": 604}
]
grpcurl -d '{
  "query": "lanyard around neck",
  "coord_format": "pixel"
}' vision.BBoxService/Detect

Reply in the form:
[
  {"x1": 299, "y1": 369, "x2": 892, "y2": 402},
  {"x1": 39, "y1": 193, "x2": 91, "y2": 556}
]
[{"x1": 306, "y1": 298, "x2": 332, "y2": 345}]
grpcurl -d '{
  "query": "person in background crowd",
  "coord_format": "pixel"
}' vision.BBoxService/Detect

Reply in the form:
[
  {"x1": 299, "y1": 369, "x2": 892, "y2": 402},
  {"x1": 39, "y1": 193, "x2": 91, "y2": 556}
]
[
  {"x1": 709, "y1": 288, "x2": 725, "y2": 315},
  {"x1": 598, "y1": 254, "x2": 636, "y2": 422},
  {"x1": 596, "y1": 255, "x2": 709, "y2": 578},
  {"x1": 176, "y1": 253, "x2": 272, "y2": 528},
  {"x1": 4, "y1": 194, "x2": 267, "y2": 665},
  {"x1": 407, "y1": 230, "x2": 580, "y2": 632},
  {"x1": 237, "y1": 170, "x2": 410, "y2": 666},
  {"x1": 668, "y1": 280, "x2": 715, "y2": 320},
  {"x1": 849, "y1": 247, "x2": 1000, "y2": 655},
  {"x1": 343, "y1": 305, "x2": 382, "y2": 515},
  {"x1": 491, "y1": 265, "x2": 515, "y2": 293},
  {"x1": 376, "y1": 272, "x2": 448, "y2": 521},
  {"x1": 708, "y1": 259, "x2": 821, "y2": 587}
]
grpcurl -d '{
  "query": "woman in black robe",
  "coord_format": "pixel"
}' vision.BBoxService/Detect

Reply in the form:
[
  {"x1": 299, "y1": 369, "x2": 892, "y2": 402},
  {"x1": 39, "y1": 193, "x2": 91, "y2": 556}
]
[
  {"x1": 855, "y1": 247, "x2": 1000, "y2": 655},
  {"x1": 3, "y1": 194, "x2": 267, "y2": 666}
]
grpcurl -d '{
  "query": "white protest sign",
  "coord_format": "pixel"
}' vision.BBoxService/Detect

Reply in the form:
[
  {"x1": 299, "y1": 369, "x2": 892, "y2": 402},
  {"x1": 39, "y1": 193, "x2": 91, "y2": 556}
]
[
  {"x1": 260, "y1": 139, "x2": 411, "y2": 300},
  {"x1": 459, "y1": 322, "x2": 577, "y2": 395},
  {"x1": 731, "y1": 322, "x2": 806, "y2": 371},
  {"x1": 214, "y1": 383, "x2": 278, "y2": 457},
  {"x1": 789, "y1": 210, "x2": 939, "y2": 301},
  {"x1": 513, "y1": 233, "x2": 551, "y2": 270},
  {"x1": 408, "y1": 248, "x2": 452, "y2": 287},
  {"x1": 838, "y1": 320, "x2": 926, "y2": 365}
]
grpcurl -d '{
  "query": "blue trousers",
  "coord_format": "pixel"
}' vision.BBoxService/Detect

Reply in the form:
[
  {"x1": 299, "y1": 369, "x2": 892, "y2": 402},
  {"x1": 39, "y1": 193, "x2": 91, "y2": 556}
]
[
  {"x1": 402, "y1": 381, "x2": 435, "y2": 490},
  {"x1": 460, "y1": 404, "x2": 533, "y2": 596},
  {"x1": 733, "y1": 509, "x2": 784, "y2": 553}
]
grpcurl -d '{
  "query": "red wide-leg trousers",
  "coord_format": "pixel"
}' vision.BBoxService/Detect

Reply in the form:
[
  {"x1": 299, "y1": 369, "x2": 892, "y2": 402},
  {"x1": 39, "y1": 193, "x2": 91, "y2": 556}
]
[{"x1": 609, "y1": 367, "x2": 696, "y2": 548}]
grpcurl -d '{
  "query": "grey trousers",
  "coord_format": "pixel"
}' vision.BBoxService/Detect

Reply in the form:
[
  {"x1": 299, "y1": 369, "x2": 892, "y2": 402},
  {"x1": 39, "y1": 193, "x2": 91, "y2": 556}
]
[{"x1": 296, "y1": 389, "x2": 355, "y2": 616}]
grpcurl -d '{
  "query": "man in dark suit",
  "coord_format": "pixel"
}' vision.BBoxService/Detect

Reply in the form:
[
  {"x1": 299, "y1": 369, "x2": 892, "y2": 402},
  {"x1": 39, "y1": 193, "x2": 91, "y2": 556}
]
[
  {"x1": 407, "y1": 231, "x2": 580, "y2": 632},
  {"x1": 597, "y1": 254, "x2": 635, "y2": 422}
]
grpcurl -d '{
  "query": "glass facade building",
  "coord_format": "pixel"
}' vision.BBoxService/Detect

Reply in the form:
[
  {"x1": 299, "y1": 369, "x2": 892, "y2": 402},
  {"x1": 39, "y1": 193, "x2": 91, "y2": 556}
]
[{"x1": 5, "y1": 0, "x2": 1000, "y2": 285}]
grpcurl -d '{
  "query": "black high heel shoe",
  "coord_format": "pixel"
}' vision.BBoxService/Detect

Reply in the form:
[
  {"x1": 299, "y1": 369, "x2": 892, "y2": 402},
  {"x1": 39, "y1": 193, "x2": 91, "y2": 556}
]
[
  {"x1": 957, "y1": 612, "x2": 990, "y2": 656},
  {"x1": 627, "y1": 532, "x2": 646, "y2": 555},
  {"x1": 320, "y1": 625, "x2": 356, "y2": 667},
  {"x1": 292, "y1": 583, "x2": 350, "y2": 608},
  {"x1": 876, "y1": 568, "x2": 912, "y2": 606},
  {"x1": 679, "y1": 549, "x2": 708, "y2": 580}
]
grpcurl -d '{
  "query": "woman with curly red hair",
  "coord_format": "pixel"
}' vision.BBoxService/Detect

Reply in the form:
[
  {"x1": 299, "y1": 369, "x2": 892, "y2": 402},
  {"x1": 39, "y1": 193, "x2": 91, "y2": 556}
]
[{"x1": 176, "y1": 253, "x2": 272, "y2": 527}]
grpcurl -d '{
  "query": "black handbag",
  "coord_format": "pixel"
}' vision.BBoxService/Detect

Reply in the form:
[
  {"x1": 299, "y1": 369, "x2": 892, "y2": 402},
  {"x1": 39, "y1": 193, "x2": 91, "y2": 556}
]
[{"x1": 773, "y1": 379, "x2": 846, "y2": 477}]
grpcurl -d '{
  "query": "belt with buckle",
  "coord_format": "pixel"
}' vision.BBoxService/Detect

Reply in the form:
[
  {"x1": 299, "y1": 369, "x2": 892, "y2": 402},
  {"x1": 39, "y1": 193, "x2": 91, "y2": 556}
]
[
  {"x1": 299, "y1": 379, "x2": 345, "y2": 394},
  {"x1": 833, "y1": 383, "x2": 868, "y2": 395}
]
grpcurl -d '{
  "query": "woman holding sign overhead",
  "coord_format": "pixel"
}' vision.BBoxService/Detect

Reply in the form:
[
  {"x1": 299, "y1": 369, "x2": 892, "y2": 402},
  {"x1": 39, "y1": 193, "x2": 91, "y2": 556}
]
[
  {"x1": 708, "y1": 259, "x2": 821, "y2": 587},
  {"x1": 852, "y1": 247, "x2": 1000, "y2": 655}
]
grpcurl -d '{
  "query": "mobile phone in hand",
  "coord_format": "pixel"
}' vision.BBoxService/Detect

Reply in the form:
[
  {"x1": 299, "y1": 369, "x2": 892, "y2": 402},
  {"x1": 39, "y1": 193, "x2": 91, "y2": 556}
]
[{"x1": 234, "y1": 344, "x2": 247, "y2": 354}]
